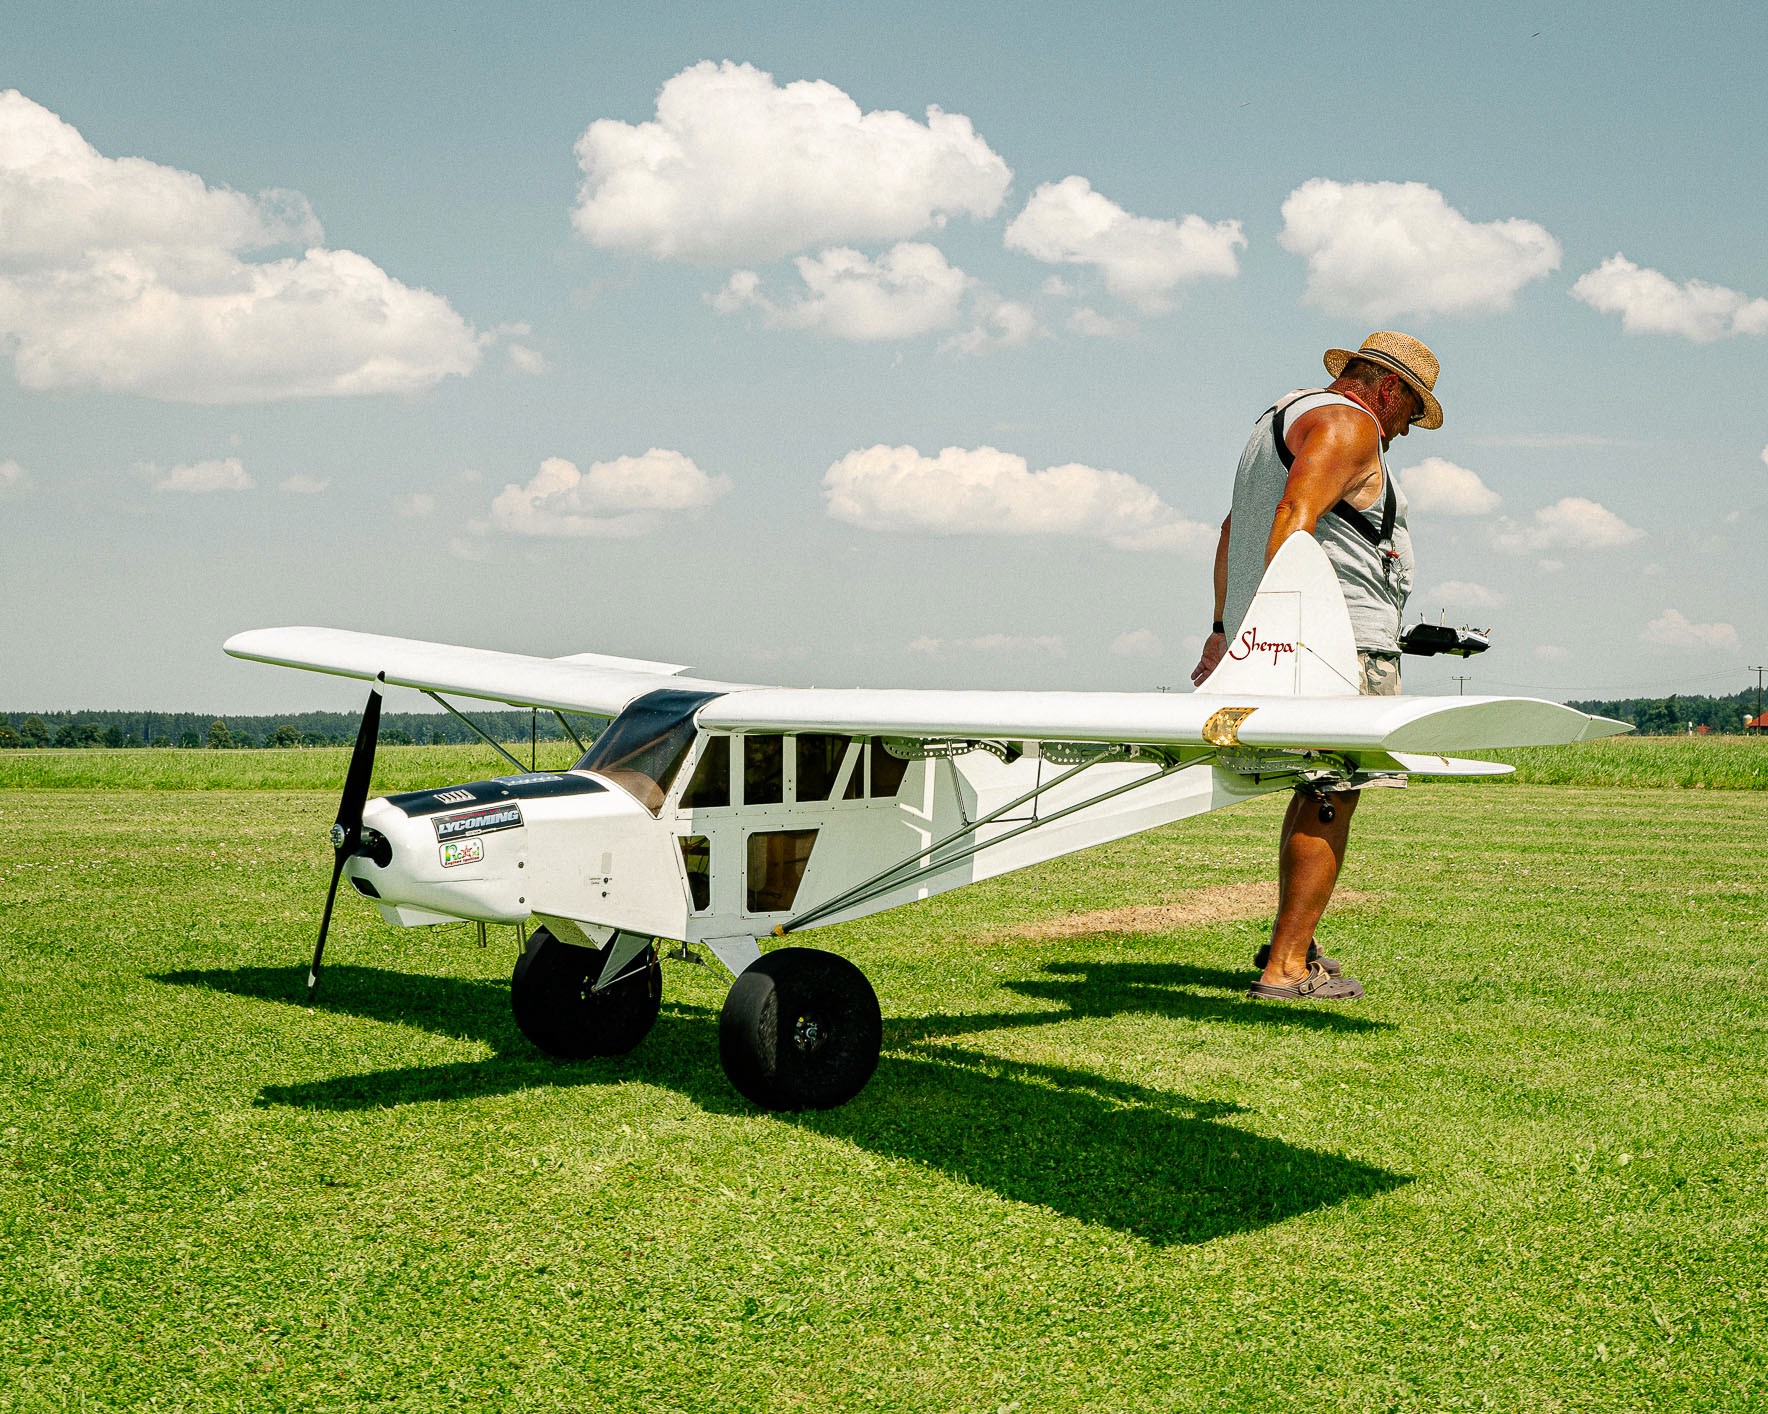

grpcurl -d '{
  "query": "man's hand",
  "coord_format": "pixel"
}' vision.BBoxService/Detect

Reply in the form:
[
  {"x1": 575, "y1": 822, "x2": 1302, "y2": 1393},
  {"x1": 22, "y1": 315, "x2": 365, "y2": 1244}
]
[{"x1": 1191, "y1": 631, "x2": 1227, "y2": 686}]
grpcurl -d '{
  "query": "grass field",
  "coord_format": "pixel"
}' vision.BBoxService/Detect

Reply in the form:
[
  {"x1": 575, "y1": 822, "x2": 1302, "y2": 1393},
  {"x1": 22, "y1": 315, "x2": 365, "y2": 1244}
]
[
  {"x1": 4, "y1": 733, "x2": 1767, "y2": 794},
  {"x1": 2, "y1": 751, "x2": 1764, "y2": 1410}
]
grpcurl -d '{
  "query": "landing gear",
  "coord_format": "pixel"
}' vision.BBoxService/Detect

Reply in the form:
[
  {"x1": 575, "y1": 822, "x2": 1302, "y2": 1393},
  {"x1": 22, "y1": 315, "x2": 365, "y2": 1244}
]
[
  {"x1": 718, "y1": 947, "x2": 882, "y2": 1111},
  {"x1": 511, "y1": 926, "x2": 662, "y2": 1059}
]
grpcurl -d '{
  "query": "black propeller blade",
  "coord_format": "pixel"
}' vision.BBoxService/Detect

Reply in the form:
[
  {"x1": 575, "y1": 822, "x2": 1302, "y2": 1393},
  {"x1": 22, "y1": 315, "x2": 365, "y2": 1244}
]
[{"x1": 309, "y1": 678, "x2": 383, "y2": 1000}]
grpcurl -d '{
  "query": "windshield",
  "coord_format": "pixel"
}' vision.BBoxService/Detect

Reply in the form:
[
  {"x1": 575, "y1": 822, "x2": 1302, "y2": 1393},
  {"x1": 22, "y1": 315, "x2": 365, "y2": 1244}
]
[{"x1": 574, "y1": 688, "x2": 722, "y2": 813}]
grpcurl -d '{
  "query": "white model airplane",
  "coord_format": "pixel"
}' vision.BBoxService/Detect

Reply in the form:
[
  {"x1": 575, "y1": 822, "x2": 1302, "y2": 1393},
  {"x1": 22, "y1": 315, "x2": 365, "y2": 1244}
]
[{"x1": 225, "y1": 534, "x2": 1627, "y2": 1111}]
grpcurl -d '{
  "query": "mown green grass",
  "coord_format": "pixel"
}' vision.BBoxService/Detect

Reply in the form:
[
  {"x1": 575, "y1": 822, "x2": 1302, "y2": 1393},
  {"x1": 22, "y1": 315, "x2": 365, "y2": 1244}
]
[
  {"x1": 1466, "y1": 734, "x2": 1768, "y2": 791},
  {"x1": 0, "y1": 743, "x2": 573, "y2": 794},
  {"x1": 6, "y1": 733, "x2": 1768, "y2": 793},
  {"x1": 1, "y1": 766, "x2": 1764, "y2": 1410}
]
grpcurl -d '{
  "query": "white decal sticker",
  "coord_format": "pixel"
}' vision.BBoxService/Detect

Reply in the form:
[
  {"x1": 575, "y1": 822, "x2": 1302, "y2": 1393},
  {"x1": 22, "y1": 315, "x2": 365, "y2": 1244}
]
[{"x1": 440, "y1": 838, "x2": 485, "y2": 868}]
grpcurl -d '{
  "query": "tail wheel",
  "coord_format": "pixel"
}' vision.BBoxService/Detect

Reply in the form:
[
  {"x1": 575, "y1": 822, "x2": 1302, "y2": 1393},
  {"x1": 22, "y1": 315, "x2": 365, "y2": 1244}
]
[
  {"x1": 718, "y1": 947, "x2": 881, "y2": 1111},
  {"x1": 511, "y1": 926, "x2": 661, "y2": 1059}
]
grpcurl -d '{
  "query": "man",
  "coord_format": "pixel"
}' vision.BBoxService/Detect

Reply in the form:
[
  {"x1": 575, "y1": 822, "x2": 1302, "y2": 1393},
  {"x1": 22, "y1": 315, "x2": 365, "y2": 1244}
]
[{"x1": 1190, "y1": 331, "x2": 1443, "y2": 1002}]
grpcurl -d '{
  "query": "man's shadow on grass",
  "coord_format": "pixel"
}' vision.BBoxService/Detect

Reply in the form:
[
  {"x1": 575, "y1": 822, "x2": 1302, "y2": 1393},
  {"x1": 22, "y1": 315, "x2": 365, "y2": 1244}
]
[{"x1": 155, "y1": 959, "x2": 1406, "y2": 1246}]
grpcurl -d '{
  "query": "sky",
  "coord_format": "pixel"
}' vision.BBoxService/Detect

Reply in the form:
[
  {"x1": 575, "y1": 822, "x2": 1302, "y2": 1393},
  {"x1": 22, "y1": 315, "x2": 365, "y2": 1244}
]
[{"x1": 3, "y1": 0, "x2": 1764, "y2": 715}]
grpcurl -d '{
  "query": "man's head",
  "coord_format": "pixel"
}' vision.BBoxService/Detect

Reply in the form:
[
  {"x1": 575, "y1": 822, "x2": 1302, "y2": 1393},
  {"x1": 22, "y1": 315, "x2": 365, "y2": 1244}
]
[{"x1": 1324, "y1": 331, "x2": 1443, "y2": 444}]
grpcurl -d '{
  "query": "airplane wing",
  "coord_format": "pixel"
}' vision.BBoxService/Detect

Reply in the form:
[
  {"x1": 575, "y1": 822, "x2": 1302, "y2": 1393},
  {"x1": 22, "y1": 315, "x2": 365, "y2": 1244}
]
[
  {"x1": 223, "y1": 626, "x2": 747, "y2": 717},
  {"x1": 226, "y1": 536, "x2": 1628, "y2": 752}
]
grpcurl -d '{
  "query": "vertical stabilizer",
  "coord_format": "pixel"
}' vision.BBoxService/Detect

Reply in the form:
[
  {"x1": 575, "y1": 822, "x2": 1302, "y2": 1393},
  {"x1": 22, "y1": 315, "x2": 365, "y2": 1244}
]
[{"x1": 1199, "y1": 532, "x2": 1361, "y2": 697}]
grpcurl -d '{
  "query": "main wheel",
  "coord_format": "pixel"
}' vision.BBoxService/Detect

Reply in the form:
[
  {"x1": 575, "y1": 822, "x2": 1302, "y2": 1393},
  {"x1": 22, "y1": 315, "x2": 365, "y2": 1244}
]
[
  {"x1": 511, "y1": 926, "x2": 662, "y2": 1059},
  {"x1": 718, "y1": 947, "x2": 881, "y2": 1111}
]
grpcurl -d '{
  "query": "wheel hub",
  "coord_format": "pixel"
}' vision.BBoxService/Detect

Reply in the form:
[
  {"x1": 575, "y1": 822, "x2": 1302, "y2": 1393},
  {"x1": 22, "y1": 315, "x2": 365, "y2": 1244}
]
[{"x1": 793, "y1": 1015, "x2": 825, "y2": 1052}]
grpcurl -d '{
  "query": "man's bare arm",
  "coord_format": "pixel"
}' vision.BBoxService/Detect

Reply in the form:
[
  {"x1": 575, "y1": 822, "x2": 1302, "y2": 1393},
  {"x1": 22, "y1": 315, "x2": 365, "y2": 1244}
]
[
  {"x1": 1264, "y1": 406, "x2": 1382, "y2": 565},
  {"x1": 1190, "y1": 513, "x2": 1232, "y2": 686}
]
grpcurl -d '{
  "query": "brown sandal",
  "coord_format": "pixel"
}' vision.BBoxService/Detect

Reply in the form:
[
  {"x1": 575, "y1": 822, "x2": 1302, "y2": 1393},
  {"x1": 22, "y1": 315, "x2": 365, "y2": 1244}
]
[
  {"x1": 1248, "y1": 960, "x2": 1365, "y2": 1001},
  {"x1": 1253, "y1": 940, "x2": 1342, "y2": 976}
]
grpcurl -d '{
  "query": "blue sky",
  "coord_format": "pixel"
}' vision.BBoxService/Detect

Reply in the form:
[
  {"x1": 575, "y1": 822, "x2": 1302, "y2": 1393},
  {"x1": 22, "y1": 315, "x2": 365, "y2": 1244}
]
[{"x1": 4, "y1": 1, "x2": 1764, "y2": 714}]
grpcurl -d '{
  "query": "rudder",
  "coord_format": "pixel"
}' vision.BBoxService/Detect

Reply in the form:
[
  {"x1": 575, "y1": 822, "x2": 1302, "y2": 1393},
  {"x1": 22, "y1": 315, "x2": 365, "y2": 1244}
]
[{"x1": 1199, "y1": 532, "x2": 1361, "y2": 697}]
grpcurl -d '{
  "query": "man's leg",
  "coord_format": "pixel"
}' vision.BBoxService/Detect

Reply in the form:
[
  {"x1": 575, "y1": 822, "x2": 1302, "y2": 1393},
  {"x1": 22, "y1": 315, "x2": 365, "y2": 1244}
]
[{"x1": 1258, "y1": 788, "x2": 1359, "y2": 985}]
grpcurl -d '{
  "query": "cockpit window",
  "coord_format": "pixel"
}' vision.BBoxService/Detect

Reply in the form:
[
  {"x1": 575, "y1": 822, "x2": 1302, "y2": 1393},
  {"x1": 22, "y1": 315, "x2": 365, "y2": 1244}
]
[
  {"x1": 796, "y1": 734, "x2": 851, "y2": 802},
  {"x1": 574, "y1": 688, "x2": 722, "y2": 814}
]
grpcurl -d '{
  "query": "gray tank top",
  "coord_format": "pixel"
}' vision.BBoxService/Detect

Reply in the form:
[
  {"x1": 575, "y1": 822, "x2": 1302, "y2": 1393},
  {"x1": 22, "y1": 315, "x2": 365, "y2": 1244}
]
[{"x1": 1223, "y1": 389, "x2": 1413, "y2": 653}]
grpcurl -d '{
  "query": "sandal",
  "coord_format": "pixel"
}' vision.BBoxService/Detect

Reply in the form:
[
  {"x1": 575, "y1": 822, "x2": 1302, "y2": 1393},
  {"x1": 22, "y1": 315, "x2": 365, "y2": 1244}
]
[
  {"x1": 1253, "y1": 940, "x2": 1341, "y2": 976},
  {"x1": 1248, "y1": 960, "x2": 1365, "y2": 1001}
]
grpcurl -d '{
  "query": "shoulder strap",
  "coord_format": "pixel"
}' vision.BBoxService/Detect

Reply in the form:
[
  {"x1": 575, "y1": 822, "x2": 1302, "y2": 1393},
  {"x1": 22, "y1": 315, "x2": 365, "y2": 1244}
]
[
  {"x1": 1328, "y1": 472, "x2": 1394, "y2": 549},
  {"x1": 1268, "y1": 390, "x2": 1393, "y2": 547},
  {"x1": 1266, "y1": 388, "x2": 1327, "y2": 471}
]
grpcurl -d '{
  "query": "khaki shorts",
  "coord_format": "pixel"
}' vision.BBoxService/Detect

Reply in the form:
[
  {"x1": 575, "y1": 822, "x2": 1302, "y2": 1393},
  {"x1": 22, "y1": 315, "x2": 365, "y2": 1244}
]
[
  {"x1": 1359, "y1": 650, "x2": 1402, "y2": 696},
  {"x1": 1302, "y1": 651, "x2": 1406, "y2": 793}
]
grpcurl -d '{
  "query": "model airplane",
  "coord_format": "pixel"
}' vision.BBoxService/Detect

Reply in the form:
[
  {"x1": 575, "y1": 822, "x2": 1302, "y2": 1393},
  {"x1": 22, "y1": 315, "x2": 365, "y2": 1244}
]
[{"x1": 225, "y1": 534, "x2": 1627, "y2": 1111}]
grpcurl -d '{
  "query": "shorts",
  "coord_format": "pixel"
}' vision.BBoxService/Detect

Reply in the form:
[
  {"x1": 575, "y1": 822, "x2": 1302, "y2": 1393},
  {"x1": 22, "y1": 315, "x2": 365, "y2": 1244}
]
[
  {"x1": 1299, "y1": 650, "x2": 1406, "y2": 793},
  {"x1": 1358, "y1": 650, "x2": 1401, "y2": 697}
]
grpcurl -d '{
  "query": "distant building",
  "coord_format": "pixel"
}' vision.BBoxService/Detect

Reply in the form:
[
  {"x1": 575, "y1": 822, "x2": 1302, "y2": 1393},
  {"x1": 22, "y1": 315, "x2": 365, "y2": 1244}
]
[{"x1": 1748, "y1": 712, "x2": 1768, "y2": 735}]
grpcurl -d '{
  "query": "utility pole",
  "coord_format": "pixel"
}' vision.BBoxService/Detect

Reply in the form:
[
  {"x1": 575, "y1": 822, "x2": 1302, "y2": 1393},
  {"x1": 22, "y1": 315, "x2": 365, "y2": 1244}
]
[
  {"x1": 1751, "y1": 665, "x2": 1765, "y2": 725},
  {"x1": 1452, "y1": 675, "x2": 1471, "y2": 696}
]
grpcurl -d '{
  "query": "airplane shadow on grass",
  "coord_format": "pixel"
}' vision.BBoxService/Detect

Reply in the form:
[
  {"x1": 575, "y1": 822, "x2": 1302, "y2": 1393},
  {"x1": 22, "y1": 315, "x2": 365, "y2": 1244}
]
[{"x1": 155, "y1": 960, "x2": 1407, "y2": 1246}]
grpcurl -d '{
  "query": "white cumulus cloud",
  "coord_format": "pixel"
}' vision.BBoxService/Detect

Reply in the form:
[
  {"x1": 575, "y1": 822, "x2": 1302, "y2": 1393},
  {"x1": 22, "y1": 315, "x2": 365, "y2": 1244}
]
[
  {"x1": 1398, "y1": 458, "x2": 1501, "y2": 515},
  {"x1": 714, "y1": 243, "x2": 970, "y2": 341},
  {"x1": 1640, "y1": 609, "x2": 1740, "y2": 651},
  {"x1": 1110, "y1": 628, "x2": 1164, "y2": 658},
  {"x1": 1068, "y1": 306, "x2": 1137, "y2": 338},
  {"x1": 1417, "y1": 580, "x2": 1506, "y2": 610},
  {"x1": 394, "y1": 492, "x2": 437, "y2": 518},
  {"x1": 942, "y1": 295, "x2": 1042, "y2": 355},
  {"x1": 572, "y1": 61, "x2": 1010, "y2": 264},
  {"x1": 1571, "y1": 255, "x2": 1768, "y2": 342},
  {"x1": 908, "y1": 633, "x2": 1066, "y2": 659},
  {"x1": 1278, "y1": 178, "x2": 1560, "y2": 320},
  {"x1": 1004, "y1": 176, "x2": 1244, "y2": 313},
  {"x1": 0, "y1": 91, "x2": 480, "y2": 402},
  {"x1": 142, "y1": 457, "x2": 253, "y2": 493},
  {"x1": 823, "y1": 444, "x2": 1213, "y2": 552},
  {"x1": 0, "y1": 459, "x2": 34, "y2": 499},
  {"x1": 492, "y1": 450, "x2": 731, "y2": 539},
  {"x1": 277, "y1": 473, "x2": 330, "y2": 494},
  {"x1": 1493, "y1": 496, "x2": 1643, "y2": 552}
]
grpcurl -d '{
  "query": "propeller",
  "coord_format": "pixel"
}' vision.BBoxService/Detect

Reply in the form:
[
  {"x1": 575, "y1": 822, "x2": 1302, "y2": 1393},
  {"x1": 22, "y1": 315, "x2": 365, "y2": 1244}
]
[{"x1": 309, "y1": 677, "x2": 383, "y2": 1000}]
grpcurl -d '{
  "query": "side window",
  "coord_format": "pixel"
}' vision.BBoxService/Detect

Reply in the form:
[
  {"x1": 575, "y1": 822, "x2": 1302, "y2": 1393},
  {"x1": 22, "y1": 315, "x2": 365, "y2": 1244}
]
[
  {"x1": 795, "y1": 733, "x2": 851, "y2": 802},
  {"x1": 680, "y1": 736, "x2": 730, "y2": 810},
  {"x1": 678, "y1": 836, "x2": 711, "y2": 912},
  {"x1": 745, "y1": 829, "x2": 818, "y2": 913},
  {"x1": 870, "y1": 738, "x2": 910, "y2": 798},
  {"x1": 843, "y1": 745, "x2": 865, "y2": 800},
  {"x1": 743, "y1": 735, "x2": 783, "y2": 805}
]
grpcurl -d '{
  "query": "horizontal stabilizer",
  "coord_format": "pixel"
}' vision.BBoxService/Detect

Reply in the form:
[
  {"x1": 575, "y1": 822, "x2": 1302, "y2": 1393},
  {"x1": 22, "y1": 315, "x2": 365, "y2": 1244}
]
[{"x1": 1384, "y1": 752, "x2": 1514, "y2": 777}]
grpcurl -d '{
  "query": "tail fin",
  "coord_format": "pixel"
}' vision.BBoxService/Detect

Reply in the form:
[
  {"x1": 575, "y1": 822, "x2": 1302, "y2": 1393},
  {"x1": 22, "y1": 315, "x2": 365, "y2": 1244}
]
[{"x1": 1199, "y1": 532, "x2": 1361, "y2": 697}]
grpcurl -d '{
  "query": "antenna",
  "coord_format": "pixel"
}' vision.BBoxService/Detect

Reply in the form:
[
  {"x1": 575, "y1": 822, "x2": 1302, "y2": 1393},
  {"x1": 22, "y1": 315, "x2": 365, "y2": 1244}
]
[{"x1": 1451, "y1": 674, "x2": 1472, "y2": 696}]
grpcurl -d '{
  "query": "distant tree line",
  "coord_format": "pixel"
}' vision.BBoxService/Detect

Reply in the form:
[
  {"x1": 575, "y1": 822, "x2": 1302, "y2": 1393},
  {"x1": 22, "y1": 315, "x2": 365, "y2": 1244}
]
[
  {"x1": 1566, "y1": 689, "x2": 1763, "y2": 735},
  {"x1": 0, "y1": 708, "x2": 607, "y2": 751}
]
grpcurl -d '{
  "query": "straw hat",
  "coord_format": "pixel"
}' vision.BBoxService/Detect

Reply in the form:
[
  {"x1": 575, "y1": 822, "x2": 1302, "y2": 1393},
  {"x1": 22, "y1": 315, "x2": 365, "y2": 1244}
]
[{"x1": 1323, "y1": 331, "x2": 1443, "y2": 430}]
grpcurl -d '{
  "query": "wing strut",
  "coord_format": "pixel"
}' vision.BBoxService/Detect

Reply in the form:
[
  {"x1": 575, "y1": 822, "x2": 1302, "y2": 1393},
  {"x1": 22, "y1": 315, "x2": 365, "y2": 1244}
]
[
  {"x1": 778, "y1": 751, "x2": 1209, "y2": 935},
  {"x1": 553, "y1": 711, "x2": 586, "y2": 754},
  {"x1": 422, "y1": 691, "x2": 527, "y2": 773}
]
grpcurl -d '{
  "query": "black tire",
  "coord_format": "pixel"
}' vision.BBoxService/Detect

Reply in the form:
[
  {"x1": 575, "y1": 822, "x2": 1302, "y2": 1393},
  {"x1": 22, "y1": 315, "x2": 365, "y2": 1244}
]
[
  {"x1": 718, "y1": 947, "x2": 881, "y2": 1111},
  {"x1": 510, "y1": 926, "x2": 662, "y2": 1060}
]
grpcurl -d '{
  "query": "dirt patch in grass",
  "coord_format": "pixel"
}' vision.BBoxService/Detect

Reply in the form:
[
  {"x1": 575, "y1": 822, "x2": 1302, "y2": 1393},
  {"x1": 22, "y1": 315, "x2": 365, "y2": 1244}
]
[{"x1": 998, "y1": 882, "x2": 1376, "y2": 941}]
